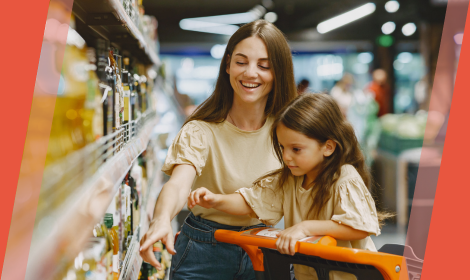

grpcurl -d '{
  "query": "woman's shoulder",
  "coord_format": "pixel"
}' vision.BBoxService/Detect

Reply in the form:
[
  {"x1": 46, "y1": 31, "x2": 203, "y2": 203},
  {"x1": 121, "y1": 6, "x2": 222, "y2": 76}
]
[
  {"x1": 185, "y1": 119, "x2": 228, "y2": 132},
  {"x1": 183, "y1": 120, "x2": 220, "y2": 136}
]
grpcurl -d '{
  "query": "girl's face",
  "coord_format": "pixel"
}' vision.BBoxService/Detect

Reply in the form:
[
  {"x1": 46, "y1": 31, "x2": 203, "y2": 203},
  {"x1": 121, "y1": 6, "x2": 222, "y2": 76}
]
[
  {"x1": 226, "y1": 36, "x2": 274, "y2": 106},
  {"x1": 276, "y1": 123, "x2": 335, "y2": 180}
]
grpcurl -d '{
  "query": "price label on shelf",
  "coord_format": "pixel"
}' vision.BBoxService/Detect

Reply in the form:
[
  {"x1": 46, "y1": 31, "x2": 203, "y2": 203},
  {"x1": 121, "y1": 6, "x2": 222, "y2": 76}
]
[{"x1": 255, "y1": 228, "x2": 282, "y2": 238}]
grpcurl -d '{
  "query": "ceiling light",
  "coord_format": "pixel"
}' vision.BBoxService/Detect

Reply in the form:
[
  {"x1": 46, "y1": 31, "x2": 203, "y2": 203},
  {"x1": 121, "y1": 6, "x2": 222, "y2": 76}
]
[
  {"x1": 397, "y1": 52, "x2": 413, "y2": 63},
  {"x1": 385, "y1": 1, "x2": 400, "y2": 13},
  {"x1": 402, "y1": 23, "x2": 417, "y2": 36},
  {"x1": 393, "y1": 60, "x2": 404, "y2": 71},
  {"x1": 357, "y1": 52, "x2": 373, "y2": 64},
  {"x1": 381, "y1": 21, "x2": 396, "y2": 35},
  {"x1": 179, "y1": 5, "x2": 266, "y2": 35},
  {"x1": 210, "y1": 44, "x2": 227, "y2": 59},
  {"x1": 264, "y1": 12, "x2": 278, "y2": 23},
  {"x1": 179, "y1": 21, "x2": 239, "y2": 35},
  {"x1": 317, "y1": 3, "x2": 376, "y2": 34}
]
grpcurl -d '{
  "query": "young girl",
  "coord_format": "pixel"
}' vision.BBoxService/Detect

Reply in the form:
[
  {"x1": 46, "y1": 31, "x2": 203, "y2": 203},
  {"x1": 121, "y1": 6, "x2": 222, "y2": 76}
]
[{"x1": 188, "y1": 93, "x2": 387, "y2": 280}]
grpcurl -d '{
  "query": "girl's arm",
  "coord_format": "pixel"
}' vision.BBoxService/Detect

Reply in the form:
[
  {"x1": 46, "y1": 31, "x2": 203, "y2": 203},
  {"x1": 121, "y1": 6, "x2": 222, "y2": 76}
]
[
  {"x1": 276, "y1": 220, "x2": 368, "y2": 256},
  {"x1": 301, "y1": 220, "x2": 368, "y2": 240},
  {"x1": 188, "y1": 187, "x2": 254, "y2": 215}
]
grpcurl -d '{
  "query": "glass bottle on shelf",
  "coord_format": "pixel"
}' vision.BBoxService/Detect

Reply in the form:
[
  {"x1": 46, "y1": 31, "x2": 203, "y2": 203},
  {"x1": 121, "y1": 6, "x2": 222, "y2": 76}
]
[
  {"x1": 122, "y1": 57, "x2": 131, "y2": 136},
  {"x1": 104, "y1": 213, "x2": 120, "y2": 280},
  {"x1": 131, "y1": 74, "x2": 138, "y2": 122},
  {"x1": 84, "y1": 48, "x2": 103, "y2": 141},
  {"x1": 46, "y1": 25, "x2": 89, "y2": 166},
  {"x1": 96, "y1": 39, "x2": 113, "y2": 138},
  {"x1": 114, "y1": 52, "x2": 124, "y2": 127}
]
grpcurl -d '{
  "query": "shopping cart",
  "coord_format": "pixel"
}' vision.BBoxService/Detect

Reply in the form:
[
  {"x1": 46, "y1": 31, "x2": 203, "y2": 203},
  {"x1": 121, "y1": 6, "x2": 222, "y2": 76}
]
[{"x1": 214, "y1": 227, "x2": 423, "y2": 280}]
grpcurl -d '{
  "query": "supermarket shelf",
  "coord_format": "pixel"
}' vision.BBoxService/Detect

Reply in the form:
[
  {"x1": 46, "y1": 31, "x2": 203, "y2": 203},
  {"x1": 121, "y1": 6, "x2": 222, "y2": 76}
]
[
  {"x1": 25, "y1": 115, "x2": 159, "y2": 280},
  {"x1": 119, "y1": 227, "x2": 143, "y2": 280},
  {"x1": 115, "y1": 138, "x2": 165, "y2": 280},
  {"x1": 73, "y1": 0, "x2": 160, "y2": 66}
]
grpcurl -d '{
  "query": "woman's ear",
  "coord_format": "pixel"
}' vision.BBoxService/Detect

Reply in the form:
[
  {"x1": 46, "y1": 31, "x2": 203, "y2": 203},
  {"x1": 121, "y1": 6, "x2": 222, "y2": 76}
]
[
  {"x1": 323, "y1": 140, "x2": 337, "y2": 157},
  {"x1": 226, "y1": 54, "x2": 231, "y2": 74}
]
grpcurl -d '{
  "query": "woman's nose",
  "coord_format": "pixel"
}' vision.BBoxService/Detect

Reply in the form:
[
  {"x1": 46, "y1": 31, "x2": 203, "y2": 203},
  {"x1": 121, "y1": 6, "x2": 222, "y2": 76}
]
[{"x1": 244, "y1": 63, "x2": 258, "y2": 78}]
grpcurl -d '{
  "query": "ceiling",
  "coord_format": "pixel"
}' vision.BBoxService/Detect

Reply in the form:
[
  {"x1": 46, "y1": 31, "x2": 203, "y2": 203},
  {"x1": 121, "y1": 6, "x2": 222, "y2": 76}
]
[{"x1": 142, "y1": 0, "x2": 446, "y2": 50}]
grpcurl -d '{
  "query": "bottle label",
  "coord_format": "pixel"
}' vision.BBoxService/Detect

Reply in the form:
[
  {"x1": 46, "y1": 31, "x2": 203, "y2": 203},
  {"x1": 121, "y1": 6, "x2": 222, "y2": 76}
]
[
  {"x1": 113, "y1": 254, "x2": 119, "y2": 272},
  {"x1": 124, "y1": 96, "x2": 130, "y2": 121}
]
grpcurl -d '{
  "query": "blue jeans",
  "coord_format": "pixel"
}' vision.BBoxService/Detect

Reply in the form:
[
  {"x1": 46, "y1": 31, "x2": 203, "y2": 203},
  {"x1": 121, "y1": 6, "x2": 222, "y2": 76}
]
[{"x1": 170, "y1": 213, "x2": 265, "y2": 280}]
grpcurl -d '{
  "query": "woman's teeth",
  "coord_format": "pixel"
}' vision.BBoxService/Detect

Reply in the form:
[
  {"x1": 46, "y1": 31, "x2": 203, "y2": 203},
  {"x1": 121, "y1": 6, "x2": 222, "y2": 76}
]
[{"x1": 241, "y1": 81, "x2": 261, "y2": 88}]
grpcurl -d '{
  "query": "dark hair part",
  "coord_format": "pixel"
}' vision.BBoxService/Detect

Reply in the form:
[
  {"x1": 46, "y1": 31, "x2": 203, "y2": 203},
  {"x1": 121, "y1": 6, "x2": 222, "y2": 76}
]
[
  {"x1": 184, "y1": 20, "x2": 297, "y2": 125},
  {"x1": 260, "y1": 93, "x2": 392, "y2": 226}
]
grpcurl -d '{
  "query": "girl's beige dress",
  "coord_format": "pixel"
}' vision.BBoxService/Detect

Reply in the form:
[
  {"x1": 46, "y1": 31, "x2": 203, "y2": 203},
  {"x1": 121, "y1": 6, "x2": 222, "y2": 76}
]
[{"x1": 236, "y1": 164, "x2": 381, "y2": 280}]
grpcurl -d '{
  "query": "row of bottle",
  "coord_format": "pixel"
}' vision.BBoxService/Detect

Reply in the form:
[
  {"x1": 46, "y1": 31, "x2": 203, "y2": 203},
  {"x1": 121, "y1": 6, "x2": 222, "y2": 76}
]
[
  {"x1": 46, "y1": 17, "x2": 155, "y2": 167},
  {"x1": 60, "y1": 149, "x2": 170, "y2": 280},
  {"x1": 60, "y1": 156, "x2": 145, "y2": 280},
  {"x1": 138, "y1": 244, "x2": 171, "y2": 280}
]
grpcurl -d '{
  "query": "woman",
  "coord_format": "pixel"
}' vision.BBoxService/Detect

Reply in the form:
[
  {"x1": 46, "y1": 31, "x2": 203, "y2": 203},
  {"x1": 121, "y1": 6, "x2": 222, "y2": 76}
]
[
  {"x1": 140, "y1": 20, "x2": 297, "y2": 280},
  {"x1": 330, "y1": 73, "x2": 354, "y2": 118}
]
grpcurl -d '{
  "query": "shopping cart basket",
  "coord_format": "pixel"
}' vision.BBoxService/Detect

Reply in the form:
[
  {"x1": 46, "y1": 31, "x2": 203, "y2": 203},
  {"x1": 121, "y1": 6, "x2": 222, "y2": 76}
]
[{"x1": 214, "y1": 227, "x2": 423, "y2": 280}]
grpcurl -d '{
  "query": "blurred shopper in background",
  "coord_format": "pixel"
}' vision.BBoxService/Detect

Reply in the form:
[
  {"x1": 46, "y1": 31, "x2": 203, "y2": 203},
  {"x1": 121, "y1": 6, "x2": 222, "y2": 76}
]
[
  {"x1": 330, "y1": 73, "x2": 354, "y2": 117},
  {"x1": 365, "y1": 69, "x2": 391, "y2": 117},
  {"x1": 140, "y1": 20, "x2": 297, "y2": 280},
  {"x1": 297, "y1": 78, "x2": 310, "y2": 94}
]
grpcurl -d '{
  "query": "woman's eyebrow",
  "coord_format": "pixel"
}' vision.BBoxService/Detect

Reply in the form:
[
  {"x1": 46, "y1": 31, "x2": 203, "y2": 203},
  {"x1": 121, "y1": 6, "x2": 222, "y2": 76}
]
[
  {"x1": 234, "y1": 53, "x2": 269, "y2": 61},
  {"x1": 234, "y1": 53, "x2": 247, "y2": 58}
]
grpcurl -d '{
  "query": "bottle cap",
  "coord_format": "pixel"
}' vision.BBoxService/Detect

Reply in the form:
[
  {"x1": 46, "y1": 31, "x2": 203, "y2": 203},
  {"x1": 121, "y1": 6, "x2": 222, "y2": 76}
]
[
  {"x1": 153, "y1": 242, "x2": 162, "y2": 252},
  {"x1": 104, "y1": 213, "x2": 113, "y2": 229}
]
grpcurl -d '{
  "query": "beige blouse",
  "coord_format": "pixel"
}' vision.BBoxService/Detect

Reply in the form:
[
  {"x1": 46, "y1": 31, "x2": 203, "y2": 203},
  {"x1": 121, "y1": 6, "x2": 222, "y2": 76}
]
[
  {"x1": 236, "y1": 165, "x2": 380, "y2": 280},
  {"x1": 162, "y1": 118, "x2": 280, "y2": 226}
]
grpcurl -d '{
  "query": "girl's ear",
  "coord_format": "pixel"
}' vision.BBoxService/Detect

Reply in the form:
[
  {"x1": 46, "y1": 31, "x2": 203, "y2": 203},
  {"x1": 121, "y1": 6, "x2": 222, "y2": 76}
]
[
  {"x1": 323, "y1": 140, "x2": 336, "y2": 157},
  {"x1": 226, "y1": 54, "x2": 231, "y2": 74}
]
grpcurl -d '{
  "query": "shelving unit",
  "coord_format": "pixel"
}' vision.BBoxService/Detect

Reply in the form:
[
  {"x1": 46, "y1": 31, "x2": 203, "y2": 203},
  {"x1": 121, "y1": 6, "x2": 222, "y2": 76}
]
[
  {"x1": 73, "y1": 0, "x2": 160, "y2": 66},
  {"x1": 26, "y1": 113, "x2": 158, "y2": 280},
  {"x1": 21, "y1": 1, "x2": 174, "y2": 279},
  {"x1": 119, "y1": 155, "x2": 165, "y2": 280}
]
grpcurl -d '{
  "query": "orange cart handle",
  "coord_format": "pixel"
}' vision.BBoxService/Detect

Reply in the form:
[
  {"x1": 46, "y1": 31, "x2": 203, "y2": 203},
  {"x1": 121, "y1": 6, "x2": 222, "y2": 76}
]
[{"x1": 215, "y1": 228, "x2": 406, "y2": 280}]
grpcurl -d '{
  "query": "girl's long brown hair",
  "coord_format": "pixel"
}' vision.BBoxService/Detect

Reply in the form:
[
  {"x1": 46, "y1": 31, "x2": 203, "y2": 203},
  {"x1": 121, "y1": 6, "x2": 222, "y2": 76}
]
[
  {"x1": 184, "y1": 20, "x2": 297, "y2": 125},
  {"x1": 260, "y1": 93, "x2": 392, "y2": 225}
]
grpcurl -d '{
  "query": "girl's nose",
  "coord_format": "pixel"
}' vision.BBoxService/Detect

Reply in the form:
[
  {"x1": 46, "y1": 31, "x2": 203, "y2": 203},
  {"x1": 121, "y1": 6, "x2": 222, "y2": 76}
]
[{"x1": 283, "y1": 151, "x2": 292, "y2": 161}]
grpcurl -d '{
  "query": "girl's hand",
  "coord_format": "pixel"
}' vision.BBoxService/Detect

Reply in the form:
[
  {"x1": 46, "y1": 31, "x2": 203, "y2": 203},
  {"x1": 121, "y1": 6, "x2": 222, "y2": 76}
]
[
  {"x1": 188, "y1": 187, "x2": 220, "y2": 209},
  {"x1": 275, "y1": 222, "x2": 310, "y2": 256}
]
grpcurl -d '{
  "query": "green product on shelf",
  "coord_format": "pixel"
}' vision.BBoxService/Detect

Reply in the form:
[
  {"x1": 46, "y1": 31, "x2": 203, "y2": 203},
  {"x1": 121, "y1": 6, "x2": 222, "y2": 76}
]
[{"x1": 104, "y1": 213, "x2": 120, "y2": 279}]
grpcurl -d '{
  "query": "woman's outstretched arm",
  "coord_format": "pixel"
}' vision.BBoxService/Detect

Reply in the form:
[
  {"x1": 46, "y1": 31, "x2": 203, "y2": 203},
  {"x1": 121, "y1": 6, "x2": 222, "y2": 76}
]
[{"x1": 140, "y1": 164, "x2": 196, "y2": 269}]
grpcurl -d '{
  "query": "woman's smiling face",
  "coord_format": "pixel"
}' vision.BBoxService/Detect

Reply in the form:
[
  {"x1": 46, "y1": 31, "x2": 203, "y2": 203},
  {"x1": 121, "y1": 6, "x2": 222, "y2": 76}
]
[{"x1": 226, "y1": 36, "x2": 274, "y2": 106}]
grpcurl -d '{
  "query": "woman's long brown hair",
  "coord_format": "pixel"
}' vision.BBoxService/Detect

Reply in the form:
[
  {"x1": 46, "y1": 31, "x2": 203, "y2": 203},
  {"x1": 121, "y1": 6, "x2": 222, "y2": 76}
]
[
  {"x1": 260, "y1": 93, "x2": 392, "y2": 226},
  {"x1": 184, "y1": 20, "x2": 297, "y2": 125}
]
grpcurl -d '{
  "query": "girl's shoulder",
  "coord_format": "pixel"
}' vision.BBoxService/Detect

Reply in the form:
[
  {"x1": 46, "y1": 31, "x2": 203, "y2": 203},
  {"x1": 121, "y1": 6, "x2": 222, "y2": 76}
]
[
  {"x1": 254, "y1": 171, "x2": 297, "y2": 189},
  {"x1": 336, "y1": 164, "x2": 363, "y2": 186},
  {"x1": 254, "y1": 172, "x2": 281, "y2": 189}
]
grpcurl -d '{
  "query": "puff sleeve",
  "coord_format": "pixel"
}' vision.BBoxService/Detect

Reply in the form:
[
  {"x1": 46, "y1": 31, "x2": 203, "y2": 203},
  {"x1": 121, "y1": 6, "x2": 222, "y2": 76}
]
[
  {"x1": 235, "y1": 176, "x2": 284, "y2": 226},
  {"x1": 161, "y1": 122, "x2": 208, "y2": 177},
  {"x1": 331, "y1": 178, "x2": 381, "y2": 236}
]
